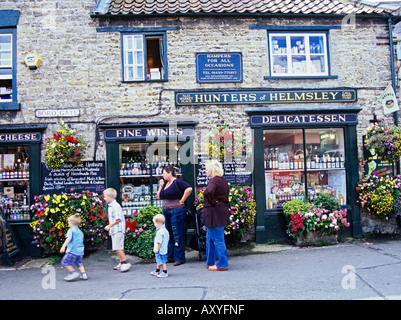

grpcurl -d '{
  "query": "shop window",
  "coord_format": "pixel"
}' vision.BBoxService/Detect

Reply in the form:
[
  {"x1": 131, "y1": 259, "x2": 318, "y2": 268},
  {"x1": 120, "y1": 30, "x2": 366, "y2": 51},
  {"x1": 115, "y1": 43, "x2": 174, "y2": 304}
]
[
  {"x1": 268, "y1": 32, "x2": 329, "y2": 77},
  {"x1": 264, "y1": 128, "x2": 346, "y2": 209},
  {"x1": 119, "y1": 141, "x2": 182, "y2": 217},
  {"x1": 0, "y1": 145, "x2": 30, "y2": 220},
  {"x1": 122, "y1": 33, "x2": 167, "y2": 82}
]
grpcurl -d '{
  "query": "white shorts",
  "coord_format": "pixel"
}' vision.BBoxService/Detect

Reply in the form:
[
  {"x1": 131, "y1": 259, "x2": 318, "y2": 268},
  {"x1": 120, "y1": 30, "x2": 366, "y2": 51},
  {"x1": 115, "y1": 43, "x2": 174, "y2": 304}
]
[{"x1": 111, "y1": 232, "x2": 125, "y2": 251}]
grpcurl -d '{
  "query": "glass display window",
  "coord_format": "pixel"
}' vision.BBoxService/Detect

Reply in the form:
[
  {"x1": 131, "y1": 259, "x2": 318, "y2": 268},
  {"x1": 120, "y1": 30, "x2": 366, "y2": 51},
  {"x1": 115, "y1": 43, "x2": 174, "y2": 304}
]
[
  {"x1": 119, "y1": 141, "x2": 182, "y2": 217},
  {"x1": 264, "y1": 128, "x2": 346, "y2": 209},
  {"x1": 0, "y1": 145, "x2": 30, "y2": 220}
]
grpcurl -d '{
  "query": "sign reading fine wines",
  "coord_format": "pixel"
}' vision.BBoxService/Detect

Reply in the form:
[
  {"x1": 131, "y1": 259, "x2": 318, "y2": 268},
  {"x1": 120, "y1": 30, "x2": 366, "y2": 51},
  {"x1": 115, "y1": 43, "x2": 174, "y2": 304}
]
[{"x1": 175, "y1": 88, "x2": 357, "y2": 106}]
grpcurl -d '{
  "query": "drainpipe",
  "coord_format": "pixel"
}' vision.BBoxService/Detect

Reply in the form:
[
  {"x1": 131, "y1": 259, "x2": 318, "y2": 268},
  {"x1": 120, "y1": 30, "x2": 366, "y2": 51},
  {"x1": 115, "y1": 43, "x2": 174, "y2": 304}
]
[
  {"x1": 389, "y1": 18, "x2": 398, "y2": 126},
  {"x1": 389, "y1": 17, "x2": 401, "y2": 174}
]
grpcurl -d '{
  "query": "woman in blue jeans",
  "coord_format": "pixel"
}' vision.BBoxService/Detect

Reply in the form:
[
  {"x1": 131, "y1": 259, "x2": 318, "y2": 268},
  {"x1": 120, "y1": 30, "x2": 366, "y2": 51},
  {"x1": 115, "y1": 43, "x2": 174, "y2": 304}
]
[
  {"x1": 204, "y1": 159, "x2": 230, "y2": 271},
  {"x1": 157, "y1": 165, "x2": 192, "y2": 266}
]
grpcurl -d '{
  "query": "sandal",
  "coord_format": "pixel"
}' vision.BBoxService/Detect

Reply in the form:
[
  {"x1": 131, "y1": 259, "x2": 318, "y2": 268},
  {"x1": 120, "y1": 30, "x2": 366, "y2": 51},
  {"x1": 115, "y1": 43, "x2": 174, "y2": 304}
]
[{"x1": 208, "y1": 265, "x2": 228, "y2": 271}]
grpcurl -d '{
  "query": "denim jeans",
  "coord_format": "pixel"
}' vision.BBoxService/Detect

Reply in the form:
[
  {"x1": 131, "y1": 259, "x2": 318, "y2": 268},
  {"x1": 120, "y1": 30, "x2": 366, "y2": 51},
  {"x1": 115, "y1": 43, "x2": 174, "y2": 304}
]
[
  {"x1": 163, "y1": 207, "x2": 187, "y2": 263},
  {"x1": 206, "y1": 226, "x2": 229, "y2": 269}
]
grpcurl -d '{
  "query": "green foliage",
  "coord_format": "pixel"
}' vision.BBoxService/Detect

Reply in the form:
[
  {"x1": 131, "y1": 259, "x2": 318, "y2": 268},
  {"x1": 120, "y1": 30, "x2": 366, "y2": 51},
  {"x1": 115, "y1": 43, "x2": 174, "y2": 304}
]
[
  {"x1": 312, "y1": 193, "x2": 339, "y2": 213},
  {"x1": 124, "y1": 205, "x2": 162, "y2": 258},
  {"x1": 135, "y1": 205, "x2": 162, "y2": 227},
  {"x1": 283, "y1": 200, "x2": 311, "y2": 217}
]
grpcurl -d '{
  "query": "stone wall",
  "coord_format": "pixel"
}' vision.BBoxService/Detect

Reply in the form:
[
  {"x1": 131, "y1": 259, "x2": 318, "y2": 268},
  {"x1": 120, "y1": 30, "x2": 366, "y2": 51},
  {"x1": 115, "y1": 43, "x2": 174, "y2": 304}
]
[{"x1": 1, "y1": 0, "x2": 399, "y2": 236}]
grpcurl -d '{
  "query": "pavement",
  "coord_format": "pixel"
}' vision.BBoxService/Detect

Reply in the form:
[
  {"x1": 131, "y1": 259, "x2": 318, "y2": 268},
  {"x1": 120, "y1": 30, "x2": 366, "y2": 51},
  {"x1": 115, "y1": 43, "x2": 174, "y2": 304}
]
[{"x1": 1, "y1": 235, "x2": 401, "y2": 301}]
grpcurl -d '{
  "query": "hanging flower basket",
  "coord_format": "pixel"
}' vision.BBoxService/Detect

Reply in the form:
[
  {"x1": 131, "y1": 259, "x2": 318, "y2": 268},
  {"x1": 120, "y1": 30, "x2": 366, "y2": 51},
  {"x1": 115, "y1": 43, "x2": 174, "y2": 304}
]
[
  {"x1": 44, "y1": 121, "x2": 89, "y2": 170},
  {"x1": 364, "y1": 121, "x2": 401, "y2": 161}
]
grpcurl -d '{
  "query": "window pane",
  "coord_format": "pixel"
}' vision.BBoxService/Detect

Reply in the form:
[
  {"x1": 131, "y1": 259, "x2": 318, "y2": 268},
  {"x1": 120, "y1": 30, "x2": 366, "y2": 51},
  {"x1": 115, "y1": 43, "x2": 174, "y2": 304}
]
[
  {"x1": 0, "y1": 34, "x2": 12, "y2": 68},
  {"x1": 271, "y1": 36, "x2": 287, "y2": 54},
  {"x1": 134, "y1": 36, "x2": 143, "y2": 50},
  {"x1": 135, "y1": 66, "x2": 144, "y2": 79},
  {"x1": 125, "y1": 36, "x2": 133, "y2": 50},
  {"x1": 264, "y1": 129, "x2": 306, "y2": 209},
  {"x1": 135, "y1": 51, "x2": 143, "y2": 65},
  {"x1": 309, "y1": 36, "x2": 324, "y2": 54},
  {"x1": 310, "y1": 55, "x2": 326, "y2": 73},
  {"x1": 290, "y1": 36, "x2": 305, "y2": 54},
  {"x1": 125, "y1": 67, "x2": 134, "y2": 81},
  {"x1": 127, "y1": 52, "x2": 133, "y2": 65},
  {"x1": 305, "y1": 128, "x2": 346, "y2": 205},
  {"x1": 291, "y1": 56, "x2": 307, "y2": 74},
  {"x1": 272, "y1": 56, "x2": 288, "y2": 74}
]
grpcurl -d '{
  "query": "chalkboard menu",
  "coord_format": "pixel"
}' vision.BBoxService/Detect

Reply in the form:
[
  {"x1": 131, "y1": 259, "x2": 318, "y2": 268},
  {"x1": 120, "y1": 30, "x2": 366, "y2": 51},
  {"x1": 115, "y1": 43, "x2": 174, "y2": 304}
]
[
  {"x1": 0, "y1": 209, "x2": 21, "y2": 266},
  {"x1": 195, "y1": 154, "x2": 252, "y2": 187},
  {"x1": 42, "y1": 161, "x2": 106, "y2": 194}
]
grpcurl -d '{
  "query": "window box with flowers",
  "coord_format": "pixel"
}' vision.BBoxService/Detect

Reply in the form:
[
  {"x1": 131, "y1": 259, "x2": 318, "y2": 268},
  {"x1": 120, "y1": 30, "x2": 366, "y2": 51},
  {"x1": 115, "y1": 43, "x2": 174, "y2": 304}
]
[{"x1": 283, "y1": 195, "x2": 350, "y2": 246}]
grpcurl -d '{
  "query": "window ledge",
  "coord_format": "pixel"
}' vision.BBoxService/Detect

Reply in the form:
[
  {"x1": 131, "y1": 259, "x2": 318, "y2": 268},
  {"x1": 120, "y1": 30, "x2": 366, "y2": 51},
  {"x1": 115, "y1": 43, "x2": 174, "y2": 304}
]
[
  {"x1": 264, "y1": 75, "x2": 338, "y2": 80},
  {"x1": 0, "y1": 101, "x2": 20, "y2": 111},
  {"x1": 122, "y1": 79, "x2": 168, "y2": 83}
]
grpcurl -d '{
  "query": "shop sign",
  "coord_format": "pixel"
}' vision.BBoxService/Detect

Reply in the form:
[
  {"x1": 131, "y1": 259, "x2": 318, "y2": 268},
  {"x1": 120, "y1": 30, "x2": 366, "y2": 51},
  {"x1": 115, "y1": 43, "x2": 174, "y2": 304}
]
[
  {"x1": 196, "y1": 52, "x2": 243, "y2": 83},
  {"x1": 175, "y1": 88, "x2": 357, "y2": 106},
  {"x1": 250, "y1": 114, "x2": 358, "y2": 126},
  {"x1": 104, "y1": 127, "x2": 194, "y2": 140},
  {"x1": 0, "y1": 132, "x2": 41, "y2": 143},
  {"x1": 35, "y1": 109, "x2": 80, "y2": 118}
]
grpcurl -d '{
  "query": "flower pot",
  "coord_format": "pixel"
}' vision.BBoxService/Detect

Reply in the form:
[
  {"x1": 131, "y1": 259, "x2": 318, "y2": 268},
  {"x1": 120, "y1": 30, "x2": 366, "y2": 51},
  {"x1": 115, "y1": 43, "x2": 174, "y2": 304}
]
[{"x1": 294, "y1": 231, "x2": 338, "y2": 247}]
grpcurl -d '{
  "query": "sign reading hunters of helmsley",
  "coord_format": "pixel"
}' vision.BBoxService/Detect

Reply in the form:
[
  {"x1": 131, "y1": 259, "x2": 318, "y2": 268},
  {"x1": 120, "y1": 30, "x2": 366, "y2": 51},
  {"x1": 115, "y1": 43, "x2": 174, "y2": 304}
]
[{"x1": 175, "y1": 88, "x2": 357, "y2": 106}]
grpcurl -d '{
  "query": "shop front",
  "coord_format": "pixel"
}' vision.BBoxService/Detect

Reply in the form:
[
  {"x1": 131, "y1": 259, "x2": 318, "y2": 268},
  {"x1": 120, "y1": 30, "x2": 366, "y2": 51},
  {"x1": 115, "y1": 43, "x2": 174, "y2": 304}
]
[
  {"x1": 0, "y1": 125, "x2": 46, "y2": 256},
  {"x1": 99, "y1": 122, "x2": 198, "y2": 238},
  {"x1": 245, "y1": 106, "x2": 362, "y2": 243}
]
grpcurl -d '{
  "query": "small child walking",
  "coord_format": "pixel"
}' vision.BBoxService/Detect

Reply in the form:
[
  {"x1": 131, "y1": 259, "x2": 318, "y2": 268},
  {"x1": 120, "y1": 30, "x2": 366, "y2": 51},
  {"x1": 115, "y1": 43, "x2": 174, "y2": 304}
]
[
  {"x1": 60, "y1": 214, "x2": 87, "y2": 281},
  {"x1": 151, "y1": 214, "x2": 170, "y2": 278}
]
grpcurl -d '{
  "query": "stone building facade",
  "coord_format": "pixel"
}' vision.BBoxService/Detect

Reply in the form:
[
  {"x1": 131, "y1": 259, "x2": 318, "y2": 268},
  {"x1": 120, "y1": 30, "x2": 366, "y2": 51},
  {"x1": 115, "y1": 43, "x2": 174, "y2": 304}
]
[{"x1": 1, "y1": 0, "x2": 401, "y2": 254}]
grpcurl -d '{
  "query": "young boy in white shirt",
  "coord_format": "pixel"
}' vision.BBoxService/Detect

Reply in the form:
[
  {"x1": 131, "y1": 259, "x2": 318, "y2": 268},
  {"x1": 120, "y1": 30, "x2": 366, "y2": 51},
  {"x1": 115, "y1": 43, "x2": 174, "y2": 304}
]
[{"x1": 104, "y1": 188, "x2": 131, "y2": 272}]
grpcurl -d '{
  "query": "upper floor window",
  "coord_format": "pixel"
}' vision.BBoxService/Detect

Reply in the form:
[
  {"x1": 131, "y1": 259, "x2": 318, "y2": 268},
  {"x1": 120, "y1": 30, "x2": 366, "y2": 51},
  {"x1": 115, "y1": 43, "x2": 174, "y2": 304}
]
[
  {"x1": 0, "y1": 33, "x2": 13, "y2": 103},
  {"x1": 122, "y1": 33, "x2": 167, "y2": 82},
  {"x1": 268, "y1": 32, "x2": 330, "y2": 78}
]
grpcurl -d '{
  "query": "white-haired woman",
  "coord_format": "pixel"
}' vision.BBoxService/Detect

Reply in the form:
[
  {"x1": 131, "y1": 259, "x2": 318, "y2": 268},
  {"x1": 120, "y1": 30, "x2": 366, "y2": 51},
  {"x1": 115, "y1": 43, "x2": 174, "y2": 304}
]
[{"x1": 203, "y1": 159, "x2": 230, "y2": 271}]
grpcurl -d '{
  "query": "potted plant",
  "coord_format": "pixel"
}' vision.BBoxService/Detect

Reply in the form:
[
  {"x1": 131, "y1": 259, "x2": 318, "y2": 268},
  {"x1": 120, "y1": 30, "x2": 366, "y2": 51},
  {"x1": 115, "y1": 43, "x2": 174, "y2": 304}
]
[
  {"x1": 284, "y1": 195, "x2": 350, "y2": 246},
  {"x1": 44, "y1": 121, "x2": 89, "y2": 170}
]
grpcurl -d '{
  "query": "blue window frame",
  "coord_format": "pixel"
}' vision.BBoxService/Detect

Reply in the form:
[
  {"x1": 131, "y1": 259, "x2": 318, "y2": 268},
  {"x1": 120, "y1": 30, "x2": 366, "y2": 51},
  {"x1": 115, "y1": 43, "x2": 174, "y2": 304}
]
[
  {"x1": 266, "y1": 31, "x2": 336, "y2": 79},
  {"x1": 121, "y1": 32, "x2": 168, "y2": 82},
  {"x1": 0, "y1": 28, "x2": 19, "y2": 110}
]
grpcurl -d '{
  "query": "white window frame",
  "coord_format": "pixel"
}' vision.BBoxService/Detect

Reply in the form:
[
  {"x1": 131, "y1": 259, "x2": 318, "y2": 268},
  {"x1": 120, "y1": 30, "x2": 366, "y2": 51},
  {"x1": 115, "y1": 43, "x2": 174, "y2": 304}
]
[
  {"x1": 123, "y1": 34, "x2": 145, "y2": 81},
  {"x1": 268, "y1": 32, "x2": 329, "y2": 77}
]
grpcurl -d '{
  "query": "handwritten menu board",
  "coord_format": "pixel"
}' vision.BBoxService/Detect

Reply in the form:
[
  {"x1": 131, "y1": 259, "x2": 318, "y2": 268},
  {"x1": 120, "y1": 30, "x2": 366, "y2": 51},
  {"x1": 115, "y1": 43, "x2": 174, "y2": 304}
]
[
  {"x1": 41, "y1": 161, "x2": 106, "y2": 194},
  {"x1": 0, "y1": 209, "x2": 21, "y2": 266},
  {"x1": 195, "y1": 154, "x2": 252, "y2": 187}
]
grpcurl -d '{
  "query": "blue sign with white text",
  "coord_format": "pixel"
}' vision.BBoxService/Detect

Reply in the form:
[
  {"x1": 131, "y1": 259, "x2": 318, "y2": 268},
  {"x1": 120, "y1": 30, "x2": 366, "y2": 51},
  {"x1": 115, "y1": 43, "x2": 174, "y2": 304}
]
[{"x1": 196, "y1": 52, "x2": 243, "y2": 83}]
